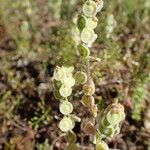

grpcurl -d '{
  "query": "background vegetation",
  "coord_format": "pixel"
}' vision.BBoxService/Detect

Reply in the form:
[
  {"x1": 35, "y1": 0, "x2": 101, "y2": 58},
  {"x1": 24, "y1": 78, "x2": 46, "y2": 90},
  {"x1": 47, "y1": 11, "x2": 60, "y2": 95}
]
[{"x1": 0, "y1": 0, "x2": 150, "y2": 149}]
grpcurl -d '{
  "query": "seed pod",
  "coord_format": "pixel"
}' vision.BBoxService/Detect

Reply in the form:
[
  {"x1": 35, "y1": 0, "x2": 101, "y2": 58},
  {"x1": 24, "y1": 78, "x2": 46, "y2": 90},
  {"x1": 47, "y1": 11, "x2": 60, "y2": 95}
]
[
  {"x1": 75, "y1": 71, "x2": 87, "y2": 85},
  {"x1": 65, "y1": 130, "x2": 77, "y2": 143},
  {"x1": 59, "y1": 117, "x2": 74, "y2": 132},
  {"x1": 54, "y1": 90, "x2": 63, "y2": 100},
  {"x1": 77, "y1": 15, "x2": 87, "y2": 31},
  {"x1": 63, "y1": 75, "x2": 75, "y2": 87},
  {"x1": 59, "y1": 85, "x2": 72, "y2": 97},
  {"x1": 96, "y1": 141, "x2": 109, "y2": 150},
  {"x1": 81, "y1": 27, "x2": 95, "y2": 44},
  {"x1": 87, "y1": 33, "x2": 98, "y2": 48},
  {"x1": 69, "y1": 114, "x2": 81, "y2": 122},
  {"x1": 106, "y1": 103, "x2": 125, "y2": 125},
  {"x1": 83, "y1": 122, "x2": 95, "y2": 134},
  {"x1": 65, "y1": 143, "x2": 78, "y2": 150},
  {"x1": 62, "y1": 65, "x2": 74, "y2": 73},
  {"x1": 86, "y1": 17, "x2": 98, "y2": 29},
  {"x1": 114, "y1": 125, "x2": 120, "y2": 135},
  {"x1": 59, "y1": 101, "x2": 73, "y2": 115},
  {"x1": 83, "y1": 81, "x2": 95, "y2": 95},
  {"x1": 96, "y1": 0, "x2": 104, "y2": 12},
  {"x1": 53, "y1": 79, "x2": 62, "y2": 89},
  {"x1": 106, "y1": 111, "x2": 121, "y2": 126},
  {"x1": 90, "y1": 104, "x2": 98, "y2": 118},
  {"x1": 101, "y1": 117, "x2": 111, "y2": 127},
  {"x1": 82, "y1": 95, "x2": 95, "y2": 107},
  {"x1": 77, "y1": 43, "x2": 90, "y2": 58},
  {"x1": 99, "y1": 125, "x2": 115, "y2": 137},
  {"x1": 53, "y1": 66, "x2": 66, "y2": 81},
  {"x1": 83, "y1": 0, "x2": 97, "y2": 17}
]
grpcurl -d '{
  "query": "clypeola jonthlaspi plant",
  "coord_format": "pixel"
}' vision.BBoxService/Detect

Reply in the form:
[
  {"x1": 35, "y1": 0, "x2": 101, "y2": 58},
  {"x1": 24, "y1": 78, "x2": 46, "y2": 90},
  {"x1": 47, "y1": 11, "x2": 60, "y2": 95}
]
[{"x1": 52, "y1": 0, "x2": 126, "y2": 150}]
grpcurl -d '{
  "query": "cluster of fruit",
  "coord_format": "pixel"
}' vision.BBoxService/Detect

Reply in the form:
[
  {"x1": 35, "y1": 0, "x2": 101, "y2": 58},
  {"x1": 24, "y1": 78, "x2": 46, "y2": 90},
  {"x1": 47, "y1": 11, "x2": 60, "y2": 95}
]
[{"x1": 53, "y1": 66, "x2": 81, "y2": 133}]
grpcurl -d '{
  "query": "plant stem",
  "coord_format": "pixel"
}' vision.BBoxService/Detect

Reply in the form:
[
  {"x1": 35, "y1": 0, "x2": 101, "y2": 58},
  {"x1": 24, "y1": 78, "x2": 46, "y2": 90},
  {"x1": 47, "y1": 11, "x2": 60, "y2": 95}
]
[{"x1": 86, "y1": 57, "x2": 91, "y2": 83}]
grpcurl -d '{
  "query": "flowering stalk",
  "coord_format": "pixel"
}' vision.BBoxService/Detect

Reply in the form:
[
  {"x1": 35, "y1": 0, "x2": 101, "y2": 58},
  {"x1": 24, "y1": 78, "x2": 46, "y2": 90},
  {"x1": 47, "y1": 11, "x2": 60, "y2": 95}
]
[
  {"x1": 76, "y1": 0, "x2": 103, "y2": 137},
  {"x1": 76, "y1": 0, "x2": 125, "y2": 149}
]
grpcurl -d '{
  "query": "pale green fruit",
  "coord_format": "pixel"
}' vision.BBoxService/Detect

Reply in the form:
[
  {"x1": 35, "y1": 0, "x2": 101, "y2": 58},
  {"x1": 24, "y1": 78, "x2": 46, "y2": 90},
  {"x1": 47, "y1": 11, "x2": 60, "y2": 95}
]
[
  {"x1": 87, "y1": 33, "x2": 98, "y2": 48},
  {"x1": 53, "y1": 90, "x2": 63, "y2": 100},
  {"x1": 96, "y1": 141, "x2": 109, "y2": 150},
  {"x1": 59, "y1": 85, "x2": 72, "y2": 97},
  {"x1": 83, "y1": 82, "x2": 95, "y2": 96},
  {"x1": 65, "y1": 143, "x2": 78, "y2": 150},
  {"x1": 96, "y1": 0, "x2": 104, "y2": 12},
  {"x1": 86, "y1": 17, "x2": 98, "y2": 29},
  {"x1": 81, "y1": 27, "x2": 95, "y2": 44},
  {"x1": 114, "y1": 125, "x2": 120, "y2": 135},
  {"x1": 53, "y1": 66, "x2": 66, "y2": 81},
  {"x1": 99, "y1": 125, "x2": 115, "y2": 137},
  {"x1": 77, "y1": 15, "x2": 87, "y2": 31},
  {"x1": 62, "y1": 65, "x2": 74, "y2": 73},
  {"x1": 106, "y1": 103, "x2": 125, "y2": 125},
  {"x1": 53, "y1": 79, "x2": 62, "y2": 89},
  {"x1": 101, "y1": 117, "x2": 111, "y2": 127},
  {"x1": 77, "y1": 43, "x2": 90, "y2": 58},
  {"x1": 69, "y1": 114, "x2": 81, "y2": 122},
  {"x1": 82, "y1": 95, "x2": 95, "y2": 107},
  {"x1": 106, "y1": 111, "x2": 122, "y2": 125},
  {"x1": 90, "y1": 104, "x2": 98, "y2": 118},
  {"x1": 65, "y1": 130, "x2": 77, "y2": 143},
  {"x1": 59, "y1": 117, "x2": 74, "y2": 132},
  {"x1": 75, "y1": 71, "x2": 87, "y2": 84},
  {"x1": 83, "y1": 122, "x2": 95, "y2": 134},
  {"x1": 83, "y1": 0, "x2": 97, "y2": 17},
  {"x1": 59, "y1": 101, "x2": 73, "y2": 115},
  {"x1": 63, "y1": 75, "x2": 75, "y2": 87}
]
